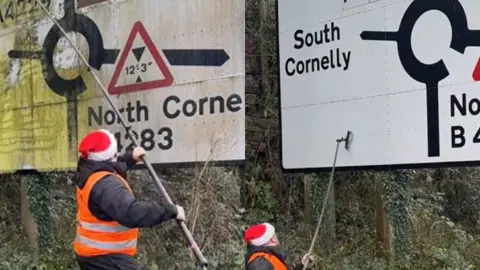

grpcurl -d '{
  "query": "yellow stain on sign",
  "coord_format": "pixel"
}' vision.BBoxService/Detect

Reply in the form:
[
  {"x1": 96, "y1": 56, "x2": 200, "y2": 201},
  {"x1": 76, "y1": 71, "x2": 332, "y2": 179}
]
[{"x1": 0, "y1": 22, "x2": 90, "y2": 172}]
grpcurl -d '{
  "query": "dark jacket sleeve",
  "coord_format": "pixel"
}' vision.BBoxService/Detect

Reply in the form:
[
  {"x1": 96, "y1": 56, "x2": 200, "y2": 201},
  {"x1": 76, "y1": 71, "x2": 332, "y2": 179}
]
[
  {"x1": 116, "y1": 151, "x2": 137, "y2": 169},
  {"x1": 90, "y1": 175, "x2": 178, "y2": 228},
  {"x1": 246, "y1": 257, "x2": 274, "y2": 270}
]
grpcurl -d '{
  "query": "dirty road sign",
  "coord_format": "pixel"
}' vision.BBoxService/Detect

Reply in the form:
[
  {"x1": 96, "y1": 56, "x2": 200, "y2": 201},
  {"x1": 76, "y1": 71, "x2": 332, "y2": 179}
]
[
  {"x1": 277, "y1": 0, "x2": 480, "y2": 171},
  {"x1": 1, "y1": 0, "x2": 245, "y2": 172}
]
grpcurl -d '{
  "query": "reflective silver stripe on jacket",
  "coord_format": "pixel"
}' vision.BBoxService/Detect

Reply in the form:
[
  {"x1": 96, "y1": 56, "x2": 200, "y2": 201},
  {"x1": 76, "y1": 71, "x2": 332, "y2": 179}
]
[
  {"x1": 75, "y1": 235, "x2": 137, "y2": 250},
  {"x1": 78, "y1": 221, "x2": 132, "y2": 233}
]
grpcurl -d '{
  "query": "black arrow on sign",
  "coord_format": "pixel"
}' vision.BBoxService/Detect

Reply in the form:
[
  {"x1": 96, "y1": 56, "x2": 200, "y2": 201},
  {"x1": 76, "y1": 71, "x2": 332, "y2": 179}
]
[{"x1": 162, "y1": 49, "x2": 230, "y2": 66}]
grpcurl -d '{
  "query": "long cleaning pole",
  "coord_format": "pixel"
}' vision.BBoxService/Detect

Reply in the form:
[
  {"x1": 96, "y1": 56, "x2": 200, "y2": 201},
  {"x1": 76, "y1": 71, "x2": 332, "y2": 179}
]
[
  {"x1": 302, "y1": 131, "x2": 352, "y2": 270},
  {"x1": 35, "y1": 1, "x2": 209, "y2": 268}
]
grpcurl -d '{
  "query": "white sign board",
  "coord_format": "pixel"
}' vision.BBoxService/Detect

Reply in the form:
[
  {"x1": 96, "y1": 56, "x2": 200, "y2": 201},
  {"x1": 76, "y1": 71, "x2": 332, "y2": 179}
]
[
  {"x1": 0, "y1": 0, "x2": 244, "y2": 172},
  {"x1": 277, "y1": 0, "x2": 480, "y2": 170}
]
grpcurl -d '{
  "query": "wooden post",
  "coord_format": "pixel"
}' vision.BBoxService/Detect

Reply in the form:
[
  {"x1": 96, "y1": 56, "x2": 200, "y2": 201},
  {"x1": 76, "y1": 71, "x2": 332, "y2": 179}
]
[
  {"x1": 20, "y1": 176, "x2": 38, "y2": 259},
  {"x1": 304, "y1": 174, "x2": 313, "y2": 226},
  {"x1": 239, "y1": 165, "x2": 247, "y2": 218},
  {"x1": 321, "y1": 175, "x2": 336, "y2": 247},
  {"x1": 259, "y1": 0, "x2": 269, "y2": 96},
  {"x1": 374, "y1": 173, "x2": 393, "y2": 262}
]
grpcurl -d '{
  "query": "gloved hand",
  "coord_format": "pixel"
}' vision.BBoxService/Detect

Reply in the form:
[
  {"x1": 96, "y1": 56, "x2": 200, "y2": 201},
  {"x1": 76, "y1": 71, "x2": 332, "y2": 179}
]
[
  {"x1": 301, "y1": 254, "x2": 314, "y2": 266},
  {"x1": 175, "y1": 205, "x2": 186, "y2": 221},
  {"x1": 132, "y1": 147, "x2": 146, "y2": 162},
  {"x1": 291, "y1": 253, "x2": 315, "y2": 270}
]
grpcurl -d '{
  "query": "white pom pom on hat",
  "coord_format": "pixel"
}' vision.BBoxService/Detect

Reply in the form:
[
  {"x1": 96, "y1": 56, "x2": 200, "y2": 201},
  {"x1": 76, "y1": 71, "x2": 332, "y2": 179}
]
[
  {"x1": 244, "y1": 223, "x2": 275, "y2": 246},
  {"x1": 78, "y1": 129, "x2": 118, "y2": 161}
]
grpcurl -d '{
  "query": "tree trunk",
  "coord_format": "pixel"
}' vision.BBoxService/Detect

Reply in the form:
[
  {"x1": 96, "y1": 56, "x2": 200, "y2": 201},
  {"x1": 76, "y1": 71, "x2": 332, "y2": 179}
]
[
  {"x1": 374, "y1": 173, "x2": 393, "y2": 262},
  {"x1": 259, "y1": 0, "x2": 269, "y2": 97},
  {"x1": 20, "y1": 177, "x2": 38, "y2": 259},
  {"x1": 304, "y1": 174, "x2": 313, "y2": 226}
]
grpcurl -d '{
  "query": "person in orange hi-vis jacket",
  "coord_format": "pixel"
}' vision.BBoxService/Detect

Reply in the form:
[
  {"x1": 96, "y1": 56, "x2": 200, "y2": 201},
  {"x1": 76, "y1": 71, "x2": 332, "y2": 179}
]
[
  {"x1": 73, "y1": 129, "x2": 185, "y2": 270},
  {"x1": 244, "y1": 223, "x2": 314, "y2": 270}
]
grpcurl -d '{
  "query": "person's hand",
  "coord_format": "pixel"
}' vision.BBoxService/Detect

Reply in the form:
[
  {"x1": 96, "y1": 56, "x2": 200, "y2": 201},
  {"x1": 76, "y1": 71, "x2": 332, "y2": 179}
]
[
  {"x1": 175, "y1": 205, "x2": 186, "y2": 221},
  {"x1": 132, "y1": 147, "x2": 146, "y2": 162},
  {"x1": 301, "y1": 253, "x2": 314, "y2": 266}
]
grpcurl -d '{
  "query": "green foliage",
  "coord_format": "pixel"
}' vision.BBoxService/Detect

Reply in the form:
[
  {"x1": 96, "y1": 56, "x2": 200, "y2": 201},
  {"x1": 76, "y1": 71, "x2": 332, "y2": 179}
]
[
  {"x1": 311, "y1": 173, "x2": 329, "y2": 216},
  {"x1": 336, "y1": 250, "x2": 388, "y2": 270},
  {"x1": 434, "y1": 168, "x2": 480, "y2": 233},
  {"x1": 0, "y1": 244, "x2": 77, "y2": 270},
  {"x1": 0, "y1": 250, "x2": 36, "y2": 270},
  {"x1": 382, "y1": 170, "x2": 412, "y2": 262},
  {"x1": 245, "y1": 179, "x2": 277, "y2": 224},
  {"x1": 0, "y1": 167, "x2": 245, "y2": 269},
  {"x1": 25, "y1": 172, "x2": 53, "y2": 249}
]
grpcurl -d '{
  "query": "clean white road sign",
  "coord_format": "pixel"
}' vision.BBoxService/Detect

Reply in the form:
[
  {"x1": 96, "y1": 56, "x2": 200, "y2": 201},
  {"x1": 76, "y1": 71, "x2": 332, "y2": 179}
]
[{"x1": 277, "y1": 0, "x2": 480, "y2": 170}]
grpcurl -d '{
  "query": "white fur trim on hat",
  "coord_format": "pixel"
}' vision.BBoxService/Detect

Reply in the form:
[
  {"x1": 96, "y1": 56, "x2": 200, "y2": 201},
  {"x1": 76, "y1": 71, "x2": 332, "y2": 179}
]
[
  {"x1": 88, "y1": 129, "x2": 118, "y2": 161},
  {"x1": 249, "y1": 223, "x2": 275, "y2": 246}
]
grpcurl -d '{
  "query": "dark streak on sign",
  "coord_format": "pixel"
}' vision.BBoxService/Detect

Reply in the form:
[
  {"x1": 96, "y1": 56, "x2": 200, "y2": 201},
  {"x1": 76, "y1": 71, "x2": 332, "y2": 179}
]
[{"x1": 77, "y1": 0, "x2": 108, "y2": 8}]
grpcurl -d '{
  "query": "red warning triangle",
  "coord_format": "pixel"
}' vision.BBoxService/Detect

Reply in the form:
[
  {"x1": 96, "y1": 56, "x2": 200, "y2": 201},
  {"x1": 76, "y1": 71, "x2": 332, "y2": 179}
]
[
  {"x1": 108, "y1": 21, "x2": 174, "y2": 95},
  {"x1": 473, "y1": 57, "x2": 480, "y2": 81}
]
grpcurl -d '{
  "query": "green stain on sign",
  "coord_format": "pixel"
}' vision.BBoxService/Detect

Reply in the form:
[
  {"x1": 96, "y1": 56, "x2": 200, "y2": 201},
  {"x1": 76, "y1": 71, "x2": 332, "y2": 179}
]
[
  {"x1": 0, "y1": 0, "x2": 51, "y2": 29},
  {"x1": 0, "y1": 4, "x2": 72, "y2": 172}
]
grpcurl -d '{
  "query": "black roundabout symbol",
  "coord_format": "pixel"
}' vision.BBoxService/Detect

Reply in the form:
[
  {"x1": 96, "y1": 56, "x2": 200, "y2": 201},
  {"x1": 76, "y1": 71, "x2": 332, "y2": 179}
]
[
  {"x1": 8, "y1": 0, "x2": 119, "y2": 97},
  {"x1": 7, "y1": 0, "x2": 120, "y2": 162},
  {"x1": 360, "y1": 0, "x2": 480, "y2": 158}
]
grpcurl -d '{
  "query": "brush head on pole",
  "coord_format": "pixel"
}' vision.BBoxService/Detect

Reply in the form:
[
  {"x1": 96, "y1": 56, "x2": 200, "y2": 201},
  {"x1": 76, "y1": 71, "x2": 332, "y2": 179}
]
[{"x1": 344, "y1": 130, "x2": 353, "y2": 150}]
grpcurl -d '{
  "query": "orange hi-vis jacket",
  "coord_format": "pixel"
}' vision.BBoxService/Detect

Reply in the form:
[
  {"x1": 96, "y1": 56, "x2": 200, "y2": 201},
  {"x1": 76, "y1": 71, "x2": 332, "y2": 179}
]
[
  {"x1": 248, "y1": 252, "x2": 288, "y2": 270},
  {"x1": 73, "y1": 171, "x2": 139, "y2": 257}
]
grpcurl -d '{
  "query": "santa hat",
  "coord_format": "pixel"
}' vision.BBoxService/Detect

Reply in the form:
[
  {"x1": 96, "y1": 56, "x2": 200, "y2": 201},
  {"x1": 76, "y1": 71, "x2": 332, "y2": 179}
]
[
  {"x1": 78, "y1": 129, "x2": 118, "y2": 161},
  {"x1": 244, "y1": 223, "x2": 275, "y2": 246}
]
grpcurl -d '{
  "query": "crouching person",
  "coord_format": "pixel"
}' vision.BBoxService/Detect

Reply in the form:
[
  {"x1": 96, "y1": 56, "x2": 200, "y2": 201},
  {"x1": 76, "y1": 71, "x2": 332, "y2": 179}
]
[{"x1": 244, "y1": 223, "x2": 313, "y2": 270}]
